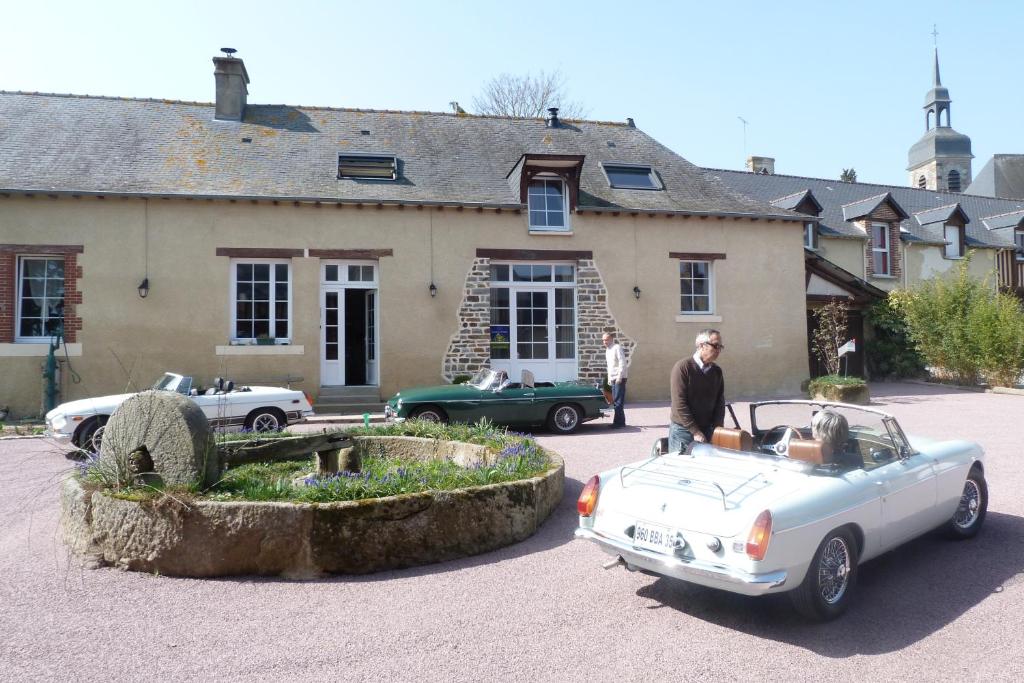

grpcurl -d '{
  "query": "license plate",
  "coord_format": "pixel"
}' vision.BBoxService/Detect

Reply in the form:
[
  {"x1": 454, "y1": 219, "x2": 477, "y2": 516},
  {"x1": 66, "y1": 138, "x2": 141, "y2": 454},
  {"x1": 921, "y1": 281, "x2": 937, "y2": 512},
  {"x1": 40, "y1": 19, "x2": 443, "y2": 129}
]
[{"x1": 633, "y1": 520, "x2": 677, "y2": 554}]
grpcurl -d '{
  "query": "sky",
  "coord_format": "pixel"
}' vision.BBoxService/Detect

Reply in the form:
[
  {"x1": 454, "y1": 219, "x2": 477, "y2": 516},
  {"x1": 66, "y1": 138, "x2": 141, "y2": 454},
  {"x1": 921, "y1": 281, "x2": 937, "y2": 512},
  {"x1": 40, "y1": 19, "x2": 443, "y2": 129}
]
[{"x1": 3, "y1": 0, "x2": 1022, "y2": 187}]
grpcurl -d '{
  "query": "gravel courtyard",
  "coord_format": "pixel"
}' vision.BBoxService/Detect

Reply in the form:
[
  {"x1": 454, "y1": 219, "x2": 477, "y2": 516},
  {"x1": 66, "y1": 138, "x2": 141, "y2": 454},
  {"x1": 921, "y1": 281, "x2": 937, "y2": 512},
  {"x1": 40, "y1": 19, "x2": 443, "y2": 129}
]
[{"x1": 1, "y1": 382, "x2": 1022, "y2": 682}]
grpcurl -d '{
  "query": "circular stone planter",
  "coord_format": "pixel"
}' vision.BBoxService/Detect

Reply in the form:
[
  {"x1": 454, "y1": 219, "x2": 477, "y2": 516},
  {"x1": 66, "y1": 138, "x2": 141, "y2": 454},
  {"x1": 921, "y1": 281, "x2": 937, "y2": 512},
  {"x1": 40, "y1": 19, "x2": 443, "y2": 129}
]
[{"x1": 61, "y1": 437, "x2": 563, "y2": 578}]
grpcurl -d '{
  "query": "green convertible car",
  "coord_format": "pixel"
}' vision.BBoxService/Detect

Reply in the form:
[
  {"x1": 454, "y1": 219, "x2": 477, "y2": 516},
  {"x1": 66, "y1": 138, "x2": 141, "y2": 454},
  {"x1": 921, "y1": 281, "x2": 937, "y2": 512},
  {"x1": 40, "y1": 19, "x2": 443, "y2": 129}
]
[{"x1": 384, "y1": 369, "x2": 610, "y2": 434}]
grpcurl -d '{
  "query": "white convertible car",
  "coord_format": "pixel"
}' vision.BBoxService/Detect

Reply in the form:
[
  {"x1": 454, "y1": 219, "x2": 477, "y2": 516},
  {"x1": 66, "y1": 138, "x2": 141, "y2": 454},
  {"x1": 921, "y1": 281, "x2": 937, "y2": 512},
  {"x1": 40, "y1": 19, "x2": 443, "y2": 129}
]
[
  {"x1": 45, "y1": 372, "x2": 315, "y2": 451},
  {"x1": 575, "y1": 400, "x2": 987, "y2": 620}
]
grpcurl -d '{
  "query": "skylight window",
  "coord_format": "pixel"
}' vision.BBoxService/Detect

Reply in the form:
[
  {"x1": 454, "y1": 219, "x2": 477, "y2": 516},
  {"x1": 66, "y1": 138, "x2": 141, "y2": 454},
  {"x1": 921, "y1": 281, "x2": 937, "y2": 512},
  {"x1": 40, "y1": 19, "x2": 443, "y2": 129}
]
[
  {"x1": 338, "y1": 154, "x2": 397, "y2": 180},
  {"x1": 602, "y1": 163, "x2": 662, "y2": 190}
]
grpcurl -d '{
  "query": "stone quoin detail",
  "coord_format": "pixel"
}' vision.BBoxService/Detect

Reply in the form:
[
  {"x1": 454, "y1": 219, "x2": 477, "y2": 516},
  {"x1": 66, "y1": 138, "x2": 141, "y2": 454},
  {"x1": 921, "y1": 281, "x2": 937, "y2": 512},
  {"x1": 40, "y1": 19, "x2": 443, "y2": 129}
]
[{"x1": 442, "y1": 258, "x2": 635, "y2": 384}]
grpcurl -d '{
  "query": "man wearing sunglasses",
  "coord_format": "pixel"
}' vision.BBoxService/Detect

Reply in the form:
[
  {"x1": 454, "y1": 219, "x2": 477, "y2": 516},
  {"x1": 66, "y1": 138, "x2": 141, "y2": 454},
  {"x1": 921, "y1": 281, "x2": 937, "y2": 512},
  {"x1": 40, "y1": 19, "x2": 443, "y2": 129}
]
[{"x1": 668, "y1": 329, "x2": 726, "y2": 453}]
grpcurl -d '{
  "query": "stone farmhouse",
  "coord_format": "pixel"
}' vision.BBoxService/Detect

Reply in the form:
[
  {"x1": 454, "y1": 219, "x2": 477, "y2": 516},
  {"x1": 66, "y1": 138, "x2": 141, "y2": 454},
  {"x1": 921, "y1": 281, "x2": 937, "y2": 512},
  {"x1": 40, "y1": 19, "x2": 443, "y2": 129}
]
[{"x1": 0, "y1": 52, "x2": 814, "y2": 418}]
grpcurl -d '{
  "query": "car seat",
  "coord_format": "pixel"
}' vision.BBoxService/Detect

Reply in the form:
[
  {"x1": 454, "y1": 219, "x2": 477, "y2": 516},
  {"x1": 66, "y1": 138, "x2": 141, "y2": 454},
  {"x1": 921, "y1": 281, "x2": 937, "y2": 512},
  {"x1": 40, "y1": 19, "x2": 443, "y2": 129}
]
[{"x1": 711, "y1": 427, "x2": 754, "y2": 452}]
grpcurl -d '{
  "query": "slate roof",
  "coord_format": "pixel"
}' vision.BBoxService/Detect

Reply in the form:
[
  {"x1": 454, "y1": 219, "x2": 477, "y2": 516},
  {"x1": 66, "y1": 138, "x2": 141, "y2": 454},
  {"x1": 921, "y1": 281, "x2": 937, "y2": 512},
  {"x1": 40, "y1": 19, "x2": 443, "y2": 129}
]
[
  {"x1": 708, "y1": 168, "x2": 1023, "y2": 249},
  {"x1": 966, "y1": 155, "x2": 1024, "y2": 200},
  {"x1": 841, "y1": 193, "x2": 909, "y2": 221},
  {"x1": 914, "y1": 203, "x2": 968, "y2": 227},
  {"x1": 0, "y1": 91, "x2": 800, "y2": 221}
]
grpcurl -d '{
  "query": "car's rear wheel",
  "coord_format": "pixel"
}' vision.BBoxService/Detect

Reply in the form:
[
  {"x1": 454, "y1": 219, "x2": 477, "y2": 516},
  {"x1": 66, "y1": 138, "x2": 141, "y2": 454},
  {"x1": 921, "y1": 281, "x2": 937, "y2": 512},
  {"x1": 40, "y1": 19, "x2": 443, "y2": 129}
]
[
  {"x1": 410, "y1": 405, "x2": 448, "y2": 423},
  {"x1": 790, "y1": 527, "x2": 858, "y2": 621},
  {"x1": 244, "y1": 408, "x2": 286, "y2": 433},
  {"x1": 945, "y1": 466, "x2": 988, "y2": 539},
  {"x1": 76, "y1": 416, "x2": 108, "y2": 452},
  {"x1": 547, "y1": 403, "x2": 582, "y2": 434}
]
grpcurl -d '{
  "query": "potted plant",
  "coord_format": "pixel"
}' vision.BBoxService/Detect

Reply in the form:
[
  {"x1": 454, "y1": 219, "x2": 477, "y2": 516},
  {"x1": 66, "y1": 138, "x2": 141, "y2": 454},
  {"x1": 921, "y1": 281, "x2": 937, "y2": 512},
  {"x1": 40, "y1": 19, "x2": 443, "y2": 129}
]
[
  {"x1": 255, "y1": 334, "x2": 275, "y2": 346},
  {"x1": 809, "y1": 298, "x2": 869, "y2": 405}
]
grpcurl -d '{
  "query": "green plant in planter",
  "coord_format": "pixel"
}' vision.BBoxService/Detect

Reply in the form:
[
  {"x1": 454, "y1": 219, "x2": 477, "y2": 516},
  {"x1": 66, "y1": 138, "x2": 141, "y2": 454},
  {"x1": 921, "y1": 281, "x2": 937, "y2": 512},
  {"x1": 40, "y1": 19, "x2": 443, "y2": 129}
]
[
  {"x1": 255, "y1": 334, "x2": 275, "y2": 346},
  {"x1": 807, "y1": 375, "x2": 869, "y2": 405}
]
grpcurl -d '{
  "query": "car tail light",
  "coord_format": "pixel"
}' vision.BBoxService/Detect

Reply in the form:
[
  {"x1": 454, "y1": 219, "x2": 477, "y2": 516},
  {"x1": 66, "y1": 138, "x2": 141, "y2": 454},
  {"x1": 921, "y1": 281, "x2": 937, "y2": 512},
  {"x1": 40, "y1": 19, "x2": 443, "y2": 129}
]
[
  {"x1": 577, "y1": 475, "x2": 600, "y2": 517},
  {"x1": 746, "y1": 510, "x2": 773, "y2": 561},
  {"x1": 303, "y1": 392, "x2": 314, "y2": 408}
]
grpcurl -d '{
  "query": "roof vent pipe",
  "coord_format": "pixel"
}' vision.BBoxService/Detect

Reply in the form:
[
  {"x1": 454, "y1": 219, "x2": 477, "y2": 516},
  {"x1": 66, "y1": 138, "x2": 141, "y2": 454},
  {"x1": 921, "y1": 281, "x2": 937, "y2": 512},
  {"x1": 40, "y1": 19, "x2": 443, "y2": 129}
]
[
  {"x1": 546, "y1": 107, "x2": 560, "y2": 128},
  {"x1": 626, "y1": 117, "x2": 635, "y2": 128}
]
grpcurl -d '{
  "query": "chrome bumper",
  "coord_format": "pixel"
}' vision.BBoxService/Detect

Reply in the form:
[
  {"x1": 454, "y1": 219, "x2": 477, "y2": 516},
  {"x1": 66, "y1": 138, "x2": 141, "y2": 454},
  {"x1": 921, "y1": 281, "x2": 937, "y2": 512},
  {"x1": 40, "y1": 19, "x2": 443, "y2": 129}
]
[
  {"x1": 574, "y1": 528, "x2": 788, "y2": 596},
  {"x1": 44, "y1": 429, "x2": 72, "y2": 442},
  {"x1": 382, "y1": 405, "x2": 405, "y2": 423}
]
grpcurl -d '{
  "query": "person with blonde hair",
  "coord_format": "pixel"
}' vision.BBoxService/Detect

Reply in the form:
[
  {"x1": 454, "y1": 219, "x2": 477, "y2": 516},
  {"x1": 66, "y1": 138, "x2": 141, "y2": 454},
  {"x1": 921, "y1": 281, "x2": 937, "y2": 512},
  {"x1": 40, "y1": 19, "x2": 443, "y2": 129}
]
[{"x1": 811, "y1": 409, "x2": 861, "y2": 468}]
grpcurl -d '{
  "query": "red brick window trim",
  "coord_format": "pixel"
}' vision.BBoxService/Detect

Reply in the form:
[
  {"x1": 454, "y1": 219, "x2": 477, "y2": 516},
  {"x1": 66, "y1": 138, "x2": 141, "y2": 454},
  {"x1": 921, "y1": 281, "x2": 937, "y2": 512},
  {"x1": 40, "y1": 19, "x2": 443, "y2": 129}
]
[{"x1": 0, "y1": 245, "x2": 84, "y2": 343}]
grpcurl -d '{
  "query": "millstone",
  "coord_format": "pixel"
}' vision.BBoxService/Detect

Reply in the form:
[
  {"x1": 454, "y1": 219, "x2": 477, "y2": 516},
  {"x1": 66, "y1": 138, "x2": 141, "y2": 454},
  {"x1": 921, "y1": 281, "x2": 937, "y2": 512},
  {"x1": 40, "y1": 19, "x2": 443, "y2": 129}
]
[{"x1": 99, "y1": 390, "x2": 218, "y2": 488}]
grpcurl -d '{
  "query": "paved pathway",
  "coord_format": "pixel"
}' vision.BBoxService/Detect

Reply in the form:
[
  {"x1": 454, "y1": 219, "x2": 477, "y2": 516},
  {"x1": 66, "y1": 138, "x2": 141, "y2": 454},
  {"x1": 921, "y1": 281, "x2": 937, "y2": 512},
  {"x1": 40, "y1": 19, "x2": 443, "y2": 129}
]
[{"x1": 1, "y1": 383, "x2": 1022, "y2": 682}]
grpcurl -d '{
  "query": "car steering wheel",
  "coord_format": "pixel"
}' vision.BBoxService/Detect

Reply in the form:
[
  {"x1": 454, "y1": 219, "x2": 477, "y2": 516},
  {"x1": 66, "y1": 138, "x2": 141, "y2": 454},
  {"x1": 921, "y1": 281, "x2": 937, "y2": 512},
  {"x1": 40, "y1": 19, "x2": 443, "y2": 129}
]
[{"x1": 773, "y1": 425, "x2": 806, "y2": 456}]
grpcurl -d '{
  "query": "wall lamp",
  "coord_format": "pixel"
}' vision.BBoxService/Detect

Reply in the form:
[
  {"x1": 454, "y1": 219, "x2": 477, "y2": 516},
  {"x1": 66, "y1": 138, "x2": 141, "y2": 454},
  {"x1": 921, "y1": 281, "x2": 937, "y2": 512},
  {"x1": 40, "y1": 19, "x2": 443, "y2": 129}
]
[
  {"x1": 429, "y1": 282, "x2": 437, "y2": 298},
  {"x1": 138, "y1": 278, "x2": 150, "y2": 299},
  {"x1": 633, "y1": 285, "x2": 642, "y2": 299}
]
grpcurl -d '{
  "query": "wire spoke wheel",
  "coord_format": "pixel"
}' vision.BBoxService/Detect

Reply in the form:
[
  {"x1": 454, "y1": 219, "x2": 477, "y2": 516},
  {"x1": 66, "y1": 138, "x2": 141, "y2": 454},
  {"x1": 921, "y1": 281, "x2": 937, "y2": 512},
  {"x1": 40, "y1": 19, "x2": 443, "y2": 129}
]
[
  {"x1": 817, "y1": 536, "x2": 851, "y2": 605},
  {"x1": 413, "y1": 408, "x2": 444, "y2": 423},
  {"x1": 552, "y1": 405, "x2": 580, "y2": 433},
  {"x1": 953, "y1": 479, "x2": 981, "y2": 529},
  {"x1": 89, "y1": 425, "x2": 106, "y2": 452}
]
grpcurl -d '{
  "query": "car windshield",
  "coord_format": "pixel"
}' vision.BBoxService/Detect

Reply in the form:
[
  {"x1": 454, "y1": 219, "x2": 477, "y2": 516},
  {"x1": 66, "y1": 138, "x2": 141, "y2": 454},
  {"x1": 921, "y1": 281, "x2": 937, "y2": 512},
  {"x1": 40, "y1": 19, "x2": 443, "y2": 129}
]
[
  {"x1": 751, "y1": 401, "x2": 914, "y2": 463},
  {"x1": 468, "y1": 369, "x2": 499, "y2": 390},
  {"x1": 152, "y1": 374, "x2": 178, "y2": 391},
  {"x1": 151, "y1": 373, "x2": 193, "y2": 395}
]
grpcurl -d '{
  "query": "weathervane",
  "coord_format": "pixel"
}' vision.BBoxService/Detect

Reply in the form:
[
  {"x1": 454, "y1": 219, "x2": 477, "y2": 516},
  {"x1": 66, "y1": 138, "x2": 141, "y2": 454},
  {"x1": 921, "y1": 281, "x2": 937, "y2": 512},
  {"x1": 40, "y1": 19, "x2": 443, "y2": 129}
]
[{"x1": 931, "y1": 24, "x2": 938, "y2": 47}]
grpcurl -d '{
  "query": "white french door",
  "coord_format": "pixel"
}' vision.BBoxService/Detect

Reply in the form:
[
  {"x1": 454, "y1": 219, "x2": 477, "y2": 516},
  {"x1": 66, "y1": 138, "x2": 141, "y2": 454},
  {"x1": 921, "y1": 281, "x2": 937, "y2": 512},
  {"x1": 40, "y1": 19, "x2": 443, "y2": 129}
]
[
  {"x1": 489, "y1": 262, "x2": 578, "y2": 383},
  {"x1": 320, "y1": 261, "x2": 379, "y2": 387}
]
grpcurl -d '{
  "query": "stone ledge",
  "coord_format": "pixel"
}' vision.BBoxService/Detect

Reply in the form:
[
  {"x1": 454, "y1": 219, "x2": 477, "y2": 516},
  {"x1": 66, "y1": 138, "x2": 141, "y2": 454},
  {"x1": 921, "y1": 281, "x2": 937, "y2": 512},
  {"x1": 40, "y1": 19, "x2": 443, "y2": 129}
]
[{"x1": 61, "y1": 445, "x2": 564, "y2": 578}]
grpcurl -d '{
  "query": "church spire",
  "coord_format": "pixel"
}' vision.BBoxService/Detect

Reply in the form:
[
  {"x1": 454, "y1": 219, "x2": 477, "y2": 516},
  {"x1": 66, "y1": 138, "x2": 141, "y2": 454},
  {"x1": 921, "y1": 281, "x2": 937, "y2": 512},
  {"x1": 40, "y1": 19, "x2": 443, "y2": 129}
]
[
  {"x1": 908, "y1": 40, "x2": 973, "y2": 193},
  {"x1": 924, "y1": 47, "x2": 952, "y2": 129}
]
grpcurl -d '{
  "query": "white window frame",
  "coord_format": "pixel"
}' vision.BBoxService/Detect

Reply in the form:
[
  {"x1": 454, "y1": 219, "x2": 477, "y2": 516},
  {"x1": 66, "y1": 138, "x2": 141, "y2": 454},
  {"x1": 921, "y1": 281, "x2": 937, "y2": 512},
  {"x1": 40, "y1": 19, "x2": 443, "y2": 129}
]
[
  {"x1": 871, "y1": 222, "x2": 891, "y2": 276},
  {"x1": 1015, "y1": 230, "x2": 1024, "y2": 261},
  {"x1": 14, "y1": 255, "x2": 65, "y2": 342},
  {"x1": 804, "y1": 222, "x2": 817, "y2": 250},
  {"x1": 944, "y1": 224, "x2": 963, "y2": 259},
  {"x1": 527, "y1": 176, "x2": 570, "y2": 233},
  {"x1": 678, "y1": 259, "x2": 715, "y2": 315},
  {"x1": 230, "y1": 258, "x2": 292, "y2": 343}
]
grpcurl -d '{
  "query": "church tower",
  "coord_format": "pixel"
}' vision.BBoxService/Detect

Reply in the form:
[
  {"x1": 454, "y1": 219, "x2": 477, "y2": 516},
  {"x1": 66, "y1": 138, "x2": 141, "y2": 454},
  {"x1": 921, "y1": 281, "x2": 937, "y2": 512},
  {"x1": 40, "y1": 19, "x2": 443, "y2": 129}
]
[{"x1": 907, "y1": 49, "x2": 973, "y2": 192}]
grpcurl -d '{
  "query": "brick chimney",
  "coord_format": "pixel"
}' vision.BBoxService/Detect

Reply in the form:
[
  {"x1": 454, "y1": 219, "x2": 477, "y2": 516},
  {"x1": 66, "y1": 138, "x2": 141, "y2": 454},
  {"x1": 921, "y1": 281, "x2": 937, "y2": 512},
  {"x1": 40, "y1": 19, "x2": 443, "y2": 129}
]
[
  {"x1": 746, "y1": 156, "x2": 775, "y2": 175},
  {"x1": 213, "y1": 51, "x2": 249, "y2": 121}
]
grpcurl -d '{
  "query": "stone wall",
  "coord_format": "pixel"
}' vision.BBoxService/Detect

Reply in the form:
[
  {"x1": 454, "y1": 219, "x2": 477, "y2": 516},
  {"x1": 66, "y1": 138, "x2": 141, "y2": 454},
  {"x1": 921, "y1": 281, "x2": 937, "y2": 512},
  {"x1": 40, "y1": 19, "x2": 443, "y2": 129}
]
[{"x1": 443, "y1": 257, "x2": 635, "y2": 385}]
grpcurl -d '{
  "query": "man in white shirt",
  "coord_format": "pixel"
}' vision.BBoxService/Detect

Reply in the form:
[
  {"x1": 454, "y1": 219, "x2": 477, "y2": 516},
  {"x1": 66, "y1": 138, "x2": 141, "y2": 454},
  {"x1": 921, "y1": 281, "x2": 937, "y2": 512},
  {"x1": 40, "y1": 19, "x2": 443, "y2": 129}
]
[{"x1": 603, "y1": 332, "x2": 628, "y2": 429}]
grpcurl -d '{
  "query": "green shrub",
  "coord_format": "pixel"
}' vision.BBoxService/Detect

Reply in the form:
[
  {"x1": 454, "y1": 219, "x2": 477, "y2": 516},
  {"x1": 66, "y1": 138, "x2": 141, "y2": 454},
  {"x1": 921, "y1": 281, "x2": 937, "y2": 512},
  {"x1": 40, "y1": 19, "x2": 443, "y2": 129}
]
[
  {"x1": 893, "y1": 255, "x2": 1024, "y2": 386},
  {"x1": 891, "y1": 257, "x2": 987, "y2": 384},
  {"x1": 865, "y1": 298, "x2": 926, "y2": 379},
  {"x1": 969, "y1": 291, "x2": 1024, "y2": 387},
  {"x1": 451, "y1": 374, "x2": 473, "y2": 385},
  {"x1": 807, "y1": 375, "x2": 865, "y2": 393}
]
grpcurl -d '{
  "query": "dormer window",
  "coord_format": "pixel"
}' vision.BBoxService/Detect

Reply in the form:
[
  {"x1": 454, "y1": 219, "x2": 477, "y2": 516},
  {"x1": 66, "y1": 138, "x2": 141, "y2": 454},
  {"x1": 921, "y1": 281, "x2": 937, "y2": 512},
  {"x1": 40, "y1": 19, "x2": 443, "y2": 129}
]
[
  {"x1": 601, "y1": 163, "x2": 662, "y2": 190},
  {"x1": 871, "y1": 222, "x2": 891, "y2": 276},
  {"x1": 507, "y1": 154, "x2": 584, "y2": 235},
  {"x1": 338, "y1": 154, "x2": 397, "y2": 180},
  {"x1": 804, "y1": 222, "x2": 818, "y2": 250},
  {"x1": 528, "y1": 177, "x2": 568, "y2": 231},
  {"x1": 944, "y1": 224, "x2": 964, "y2": 259}
]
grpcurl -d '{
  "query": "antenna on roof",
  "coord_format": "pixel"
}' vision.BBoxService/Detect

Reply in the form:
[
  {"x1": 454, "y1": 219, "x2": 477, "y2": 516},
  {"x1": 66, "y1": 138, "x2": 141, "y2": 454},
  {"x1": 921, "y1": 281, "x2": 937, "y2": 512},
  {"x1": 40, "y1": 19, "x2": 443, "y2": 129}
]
[
  {"x1": 220, "y1": 47, "x2": 238, "y2": 58},
  {"x1": 737, "y1": 116, "x2": 748, "y2": 161}
]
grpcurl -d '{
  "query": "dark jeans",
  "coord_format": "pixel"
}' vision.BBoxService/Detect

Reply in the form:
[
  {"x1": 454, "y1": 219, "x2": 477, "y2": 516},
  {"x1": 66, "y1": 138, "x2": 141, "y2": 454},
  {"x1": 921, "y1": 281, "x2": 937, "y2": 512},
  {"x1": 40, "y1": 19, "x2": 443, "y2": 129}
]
[
  {"x1": 611, "y1": 378, "x2": 627, "y2": 427},
  {"x1": 668, "y1": 422, "x2": 695, "y2": 454}
]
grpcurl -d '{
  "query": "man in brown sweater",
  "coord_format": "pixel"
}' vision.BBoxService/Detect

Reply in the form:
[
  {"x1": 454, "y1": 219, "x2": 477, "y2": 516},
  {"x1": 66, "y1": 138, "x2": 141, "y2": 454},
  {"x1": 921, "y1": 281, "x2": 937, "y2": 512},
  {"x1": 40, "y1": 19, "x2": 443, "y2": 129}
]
[{"x1": 668, "y1": 329, "x2": 726, "y2": 453}]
